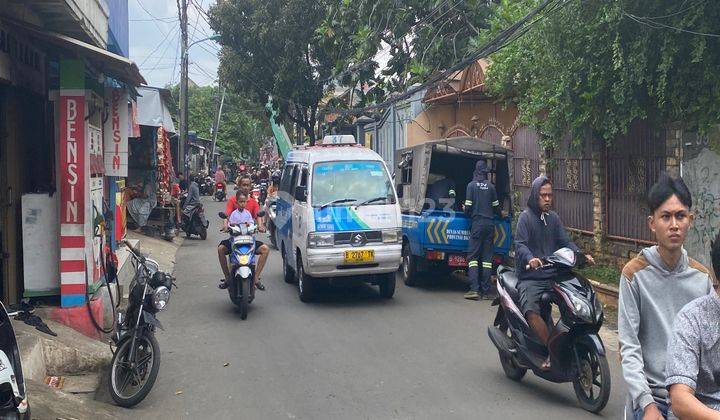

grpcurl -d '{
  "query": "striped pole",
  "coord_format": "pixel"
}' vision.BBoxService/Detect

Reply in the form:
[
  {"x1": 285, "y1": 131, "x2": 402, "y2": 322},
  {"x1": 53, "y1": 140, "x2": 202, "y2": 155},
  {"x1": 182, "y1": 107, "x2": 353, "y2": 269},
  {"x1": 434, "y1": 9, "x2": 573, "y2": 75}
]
[{"x1": 58, "y1": 59, "x2": 87, "y2": 307}]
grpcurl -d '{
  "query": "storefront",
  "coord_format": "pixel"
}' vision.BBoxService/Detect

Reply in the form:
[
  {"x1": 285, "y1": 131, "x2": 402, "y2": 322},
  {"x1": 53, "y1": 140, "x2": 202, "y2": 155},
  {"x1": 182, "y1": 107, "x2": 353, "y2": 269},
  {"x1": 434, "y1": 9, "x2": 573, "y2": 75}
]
[{"x1": 0, "y1": 18, "x2": 144, "y2": 308}]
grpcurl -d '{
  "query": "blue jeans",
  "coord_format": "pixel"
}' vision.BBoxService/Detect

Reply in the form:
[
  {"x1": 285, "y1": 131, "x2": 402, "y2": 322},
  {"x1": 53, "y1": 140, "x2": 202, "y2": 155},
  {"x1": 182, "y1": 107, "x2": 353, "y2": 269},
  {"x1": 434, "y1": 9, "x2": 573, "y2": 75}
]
[{"x1": 633, "y1": 402, "x2": 669, "y2": 420}]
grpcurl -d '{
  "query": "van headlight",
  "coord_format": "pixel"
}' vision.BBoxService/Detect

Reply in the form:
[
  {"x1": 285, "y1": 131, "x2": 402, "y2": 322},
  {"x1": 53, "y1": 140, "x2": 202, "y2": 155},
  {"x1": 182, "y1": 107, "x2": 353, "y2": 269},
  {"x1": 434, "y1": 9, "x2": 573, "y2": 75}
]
[
  {"x1": 152, "y1": 286, "x2": 171, "y2": 311},
  {"x1": 382, "y1": 228, "x2": 402, "y2": 244},
  {"x1": 308, "y1": 232, "x2": 334, "y2": 248}
]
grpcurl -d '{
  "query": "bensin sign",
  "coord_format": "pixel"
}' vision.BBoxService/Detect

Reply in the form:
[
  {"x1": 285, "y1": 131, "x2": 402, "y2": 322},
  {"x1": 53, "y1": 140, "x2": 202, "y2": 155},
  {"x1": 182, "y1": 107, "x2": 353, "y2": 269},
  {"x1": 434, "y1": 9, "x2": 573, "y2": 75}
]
[
  {"x1": 59, "y1": 94, "x2": 85, "y2": 224},
  {"x1": 103, "y1": 88, "x2": 129, "y2": 177}
]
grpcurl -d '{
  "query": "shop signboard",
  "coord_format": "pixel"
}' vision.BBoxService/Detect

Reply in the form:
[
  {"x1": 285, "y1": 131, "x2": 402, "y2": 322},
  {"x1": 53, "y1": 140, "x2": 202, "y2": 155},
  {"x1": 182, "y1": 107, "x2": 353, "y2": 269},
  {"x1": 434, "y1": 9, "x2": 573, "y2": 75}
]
[{"x1": 104, "y1": 88, "x2": 129, "y2": 176}]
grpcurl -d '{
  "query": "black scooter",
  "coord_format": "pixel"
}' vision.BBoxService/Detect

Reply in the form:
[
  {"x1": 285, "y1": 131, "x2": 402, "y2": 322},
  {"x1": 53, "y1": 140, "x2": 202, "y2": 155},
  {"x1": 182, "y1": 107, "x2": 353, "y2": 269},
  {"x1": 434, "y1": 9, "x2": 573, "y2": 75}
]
[
  {"x1": 181, "y1": 203, "x2": 208, "y2": 240},
  {"x1": 487, "y1": 248, "x2": 610, "y2": 413}
]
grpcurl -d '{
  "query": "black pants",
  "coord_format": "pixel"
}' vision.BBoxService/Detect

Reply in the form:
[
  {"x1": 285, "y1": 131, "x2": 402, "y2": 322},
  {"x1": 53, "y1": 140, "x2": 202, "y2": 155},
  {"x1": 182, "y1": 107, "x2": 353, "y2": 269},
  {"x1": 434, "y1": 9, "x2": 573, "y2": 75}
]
[{"x1": 467, "y1": 222, "x2": 494, "y2": 293}]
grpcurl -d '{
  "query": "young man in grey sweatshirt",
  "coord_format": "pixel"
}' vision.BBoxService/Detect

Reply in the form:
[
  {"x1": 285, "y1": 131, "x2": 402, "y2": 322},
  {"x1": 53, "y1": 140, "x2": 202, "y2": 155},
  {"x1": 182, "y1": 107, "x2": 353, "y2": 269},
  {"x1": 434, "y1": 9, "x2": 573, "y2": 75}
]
[{"x1": 619, "y1": 174, "x2": 715, "y2": 420}]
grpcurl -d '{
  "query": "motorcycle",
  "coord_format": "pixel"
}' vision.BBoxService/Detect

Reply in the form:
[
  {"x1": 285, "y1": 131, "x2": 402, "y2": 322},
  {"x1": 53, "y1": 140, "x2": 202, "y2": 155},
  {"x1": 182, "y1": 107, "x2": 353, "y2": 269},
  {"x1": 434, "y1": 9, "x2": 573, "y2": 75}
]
[
  {"x1": 181, "y1": 203, "x2": 208, "y2": 240},
  {"x1": 0, "y1": 302, "x2": 30, "y2": 419},
  {"x1": 264, "y1": 197, "x2": 277, "y2": 249},
  {"x1": 257, "y1": 179, "x2": 269, "y2": 205},
  {"x1": 214, "y1": 182, "x2": 227, "y2": 202},
  {"x1": 487, "y1": 248, "x2": 610, "y2": 413},
  {"x1": 109, "y1": 240, "x2": 174, "y2": 408},
  {"x1": 199, "y1": 176, "x2": 213, "y2": 196},
  {"x1": 218, "y1": 211, "x2": 264, "y2": 320}
]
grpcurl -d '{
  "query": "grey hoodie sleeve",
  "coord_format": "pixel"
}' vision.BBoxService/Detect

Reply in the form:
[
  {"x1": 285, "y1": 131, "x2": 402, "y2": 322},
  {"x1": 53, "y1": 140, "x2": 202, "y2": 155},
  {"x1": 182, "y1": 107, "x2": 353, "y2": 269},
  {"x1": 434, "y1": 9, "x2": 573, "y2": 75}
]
[
  {"x1": 514, "y1": 212, "x2": 534, "y2": 269},
  {"x1": 618, "y1": 274, "x2": 655, "y2": 410}
]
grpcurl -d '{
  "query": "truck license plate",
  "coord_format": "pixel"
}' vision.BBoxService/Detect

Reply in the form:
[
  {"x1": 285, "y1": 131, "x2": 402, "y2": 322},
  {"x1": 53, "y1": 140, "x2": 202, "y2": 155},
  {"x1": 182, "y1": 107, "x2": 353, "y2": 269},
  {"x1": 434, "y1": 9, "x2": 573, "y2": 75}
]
[
  {"x1": 448, "y1": 254, "x2": 468, "y2": 267},
  {"x1": 344, "y1": 250, "x2": 375, "y2": 264}
]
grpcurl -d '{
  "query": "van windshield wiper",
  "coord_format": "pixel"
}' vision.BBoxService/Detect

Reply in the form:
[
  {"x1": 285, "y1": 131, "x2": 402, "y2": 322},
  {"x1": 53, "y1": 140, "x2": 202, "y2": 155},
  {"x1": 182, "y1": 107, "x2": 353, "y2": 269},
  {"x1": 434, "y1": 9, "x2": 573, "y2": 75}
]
[
  {"x1": 319, "y1": 198, "x2": 357, "y2": 209},
  {"x1": 357, "y1": 196, "x2": 388, "y2": 207}
]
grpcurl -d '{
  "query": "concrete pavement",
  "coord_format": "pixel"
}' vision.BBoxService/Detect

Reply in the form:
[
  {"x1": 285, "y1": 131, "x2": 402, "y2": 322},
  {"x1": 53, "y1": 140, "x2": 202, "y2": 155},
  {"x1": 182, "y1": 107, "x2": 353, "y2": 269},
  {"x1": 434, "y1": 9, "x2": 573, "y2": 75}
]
[{"x1": 114, "y1": 197, "x2": 627, "y2": 419}]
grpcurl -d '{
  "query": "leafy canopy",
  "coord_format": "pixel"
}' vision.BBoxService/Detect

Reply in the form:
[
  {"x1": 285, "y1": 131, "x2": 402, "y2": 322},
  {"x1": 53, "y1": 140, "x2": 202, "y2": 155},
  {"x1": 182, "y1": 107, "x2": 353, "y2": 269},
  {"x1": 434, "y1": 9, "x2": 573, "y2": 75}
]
[
  {"x1": 483, "y1": 0, "x2": 720, "y2": 145},
  {"x1": 167, "y1": 84, "x2": 271, "y2": 159}
]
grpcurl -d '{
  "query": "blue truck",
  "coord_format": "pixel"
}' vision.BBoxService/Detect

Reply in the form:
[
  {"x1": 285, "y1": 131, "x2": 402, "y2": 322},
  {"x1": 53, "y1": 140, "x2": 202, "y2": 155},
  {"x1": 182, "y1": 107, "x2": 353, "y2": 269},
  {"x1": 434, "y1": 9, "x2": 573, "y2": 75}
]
[{"x1": 394, "y1": 137, "x2": 514, "y2": 286}]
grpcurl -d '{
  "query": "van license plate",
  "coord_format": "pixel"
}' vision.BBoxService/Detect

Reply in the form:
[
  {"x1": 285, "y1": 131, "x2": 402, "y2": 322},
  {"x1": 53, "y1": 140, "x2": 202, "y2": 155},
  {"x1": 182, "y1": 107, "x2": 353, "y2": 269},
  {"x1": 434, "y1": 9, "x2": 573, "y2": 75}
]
[
  {"x1": 344, "y1": 250, "x2": 375, "y2": 264},
  {"x1": 448, "y1": 255, "x2": 467, "y2": 267}
]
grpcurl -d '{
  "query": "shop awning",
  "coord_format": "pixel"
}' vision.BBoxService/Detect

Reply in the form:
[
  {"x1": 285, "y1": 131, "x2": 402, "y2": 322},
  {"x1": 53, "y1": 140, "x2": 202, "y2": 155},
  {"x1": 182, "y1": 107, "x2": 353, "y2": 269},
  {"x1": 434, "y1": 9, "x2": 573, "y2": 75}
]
[
  {"x1": 2, "y1": 17, "x2": 145, "y2": 86},
  {"x1": 136, "y1": 86, "x2": 177, "y2": 133}
]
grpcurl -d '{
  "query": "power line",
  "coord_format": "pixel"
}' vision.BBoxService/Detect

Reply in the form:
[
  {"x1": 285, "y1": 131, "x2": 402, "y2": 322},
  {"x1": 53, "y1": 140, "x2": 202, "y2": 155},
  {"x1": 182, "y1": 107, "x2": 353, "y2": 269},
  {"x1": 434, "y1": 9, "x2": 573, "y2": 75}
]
[
  {"x1": 622, "y1": 9, "x2": 720, "y2": 38},
  {"x1": 138, "y1": 24, "x2": 179, "y2": 67},
  {"x1": 324, "y1": 0, "x2": 567, "y2": 116},
  {"x1": 146, "y1": 25, "x2": 181, "y2": 73}
]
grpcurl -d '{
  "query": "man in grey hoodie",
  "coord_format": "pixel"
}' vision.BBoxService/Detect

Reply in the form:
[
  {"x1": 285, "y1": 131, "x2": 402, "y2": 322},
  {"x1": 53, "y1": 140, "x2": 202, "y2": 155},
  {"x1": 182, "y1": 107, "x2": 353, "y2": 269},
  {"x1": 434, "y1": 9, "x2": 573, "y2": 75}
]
[{"x1": 619, "y1": 174, "x2": 715, "y2": 420}]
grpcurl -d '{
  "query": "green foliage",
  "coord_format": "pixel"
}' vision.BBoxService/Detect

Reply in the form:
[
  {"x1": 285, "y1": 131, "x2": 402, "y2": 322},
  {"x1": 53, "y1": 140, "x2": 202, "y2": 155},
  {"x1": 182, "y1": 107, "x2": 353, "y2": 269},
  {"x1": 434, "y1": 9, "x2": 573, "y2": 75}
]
[
  {"x1": 577, "y1": 265, "x2": 621, "y2": 287},
  {"x1": 209, "y1": 0, "x2": 348, "y2": 143},
  {"x1": 483, "y1": 0, "x2": 720, "y2": 145},
  {"x1": 166, "y1": 84, "x2": 271, "y2": 159}
]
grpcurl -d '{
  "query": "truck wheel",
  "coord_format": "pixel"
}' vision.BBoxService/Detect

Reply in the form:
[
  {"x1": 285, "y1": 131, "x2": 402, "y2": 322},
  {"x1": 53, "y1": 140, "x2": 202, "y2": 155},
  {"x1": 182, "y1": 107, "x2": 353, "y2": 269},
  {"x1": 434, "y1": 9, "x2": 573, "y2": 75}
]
[
  {"x1": 379, "y1": 272, "x2": 396, "y2": 299},
  {"x1": 401, "y1": 243, "x2": 419, "y2": 287}
]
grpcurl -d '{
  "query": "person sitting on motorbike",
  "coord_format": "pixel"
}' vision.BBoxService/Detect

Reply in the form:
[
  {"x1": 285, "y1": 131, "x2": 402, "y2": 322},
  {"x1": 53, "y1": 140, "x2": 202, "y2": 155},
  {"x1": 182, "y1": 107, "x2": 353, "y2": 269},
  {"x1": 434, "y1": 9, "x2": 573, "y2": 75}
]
[
  {"x1": 182, "y1": 174, "x2": 202, "y2": 221},
  {"x1": 218, "y1": 192, "x2": 263, "y2": 289},
  {"x1": 219, "y1": 184, "x2": 269, "y2": 291},
  {"x1": 214, "y1": 166, "x2": 227, "y2": 191},
  {"x1": 514, "y1": 175, "x2": 595, "y2": 370}
]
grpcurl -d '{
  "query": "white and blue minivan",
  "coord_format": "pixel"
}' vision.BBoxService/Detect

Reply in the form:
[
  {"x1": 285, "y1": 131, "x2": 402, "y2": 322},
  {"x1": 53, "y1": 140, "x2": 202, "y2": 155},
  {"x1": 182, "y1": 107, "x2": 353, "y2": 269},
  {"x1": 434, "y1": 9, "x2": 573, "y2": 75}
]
[{"x1": 276, "y1": 135, "x2": 402, "y2": 302}]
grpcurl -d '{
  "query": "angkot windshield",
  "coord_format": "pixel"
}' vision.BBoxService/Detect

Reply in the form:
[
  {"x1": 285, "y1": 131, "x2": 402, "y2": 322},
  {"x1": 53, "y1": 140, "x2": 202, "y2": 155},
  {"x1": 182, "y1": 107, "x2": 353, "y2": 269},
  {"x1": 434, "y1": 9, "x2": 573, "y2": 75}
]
[{"x1": 311, "y1": 161, "x2": 395, "y2": 207}]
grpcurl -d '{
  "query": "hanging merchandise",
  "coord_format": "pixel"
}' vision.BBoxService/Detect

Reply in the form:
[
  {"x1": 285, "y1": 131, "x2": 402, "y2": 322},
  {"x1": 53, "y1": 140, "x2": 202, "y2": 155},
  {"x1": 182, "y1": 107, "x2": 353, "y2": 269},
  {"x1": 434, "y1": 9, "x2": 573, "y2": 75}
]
[{"x1": 156, "y1": 127, "x2": 175, "y2": 206}]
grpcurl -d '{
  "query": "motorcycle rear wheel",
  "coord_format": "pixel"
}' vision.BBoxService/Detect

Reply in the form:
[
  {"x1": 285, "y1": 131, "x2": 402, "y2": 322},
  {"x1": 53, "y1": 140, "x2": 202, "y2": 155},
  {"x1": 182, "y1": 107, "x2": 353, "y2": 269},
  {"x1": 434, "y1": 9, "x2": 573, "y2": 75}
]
[
  {"x1": 572, "y1": 344, "x2": 611, "y2": 413},
  {"x1": 109, "y1": 331, "x2": 160, "y2": 407}
]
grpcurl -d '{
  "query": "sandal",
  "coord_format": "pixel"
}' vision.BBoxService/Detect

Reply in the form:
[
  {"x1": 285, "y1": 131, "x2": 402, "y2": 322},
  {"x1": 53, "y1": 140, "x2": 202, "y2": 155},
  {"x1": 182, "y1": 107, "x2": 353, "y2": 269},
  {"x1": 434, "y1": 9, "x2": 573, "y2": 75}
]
[
  {"x1": 218, "y1": 279, "x2": 228, "y2": 290},
  {"x1": 255, "y1": 281, "x2": 266, "y2": 291}
]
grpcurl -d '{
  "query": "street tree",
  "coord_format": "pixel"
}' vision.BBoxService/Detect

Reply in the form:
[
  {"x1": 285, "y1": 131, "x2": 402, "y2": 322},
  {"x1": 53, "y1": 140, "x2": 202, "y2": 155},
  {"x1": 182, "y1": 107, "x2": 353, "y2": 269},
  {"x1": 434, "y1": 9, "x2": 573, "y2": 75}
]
[
  {"x1": 209, "y1": 0, "x2": 344, "y2": 145},
  {"x1": 482, "y1": 0, "x2": 720, "y2": 146},
  {"x1": 167, "y1": 84, "x2": 271, "y2": 159}
]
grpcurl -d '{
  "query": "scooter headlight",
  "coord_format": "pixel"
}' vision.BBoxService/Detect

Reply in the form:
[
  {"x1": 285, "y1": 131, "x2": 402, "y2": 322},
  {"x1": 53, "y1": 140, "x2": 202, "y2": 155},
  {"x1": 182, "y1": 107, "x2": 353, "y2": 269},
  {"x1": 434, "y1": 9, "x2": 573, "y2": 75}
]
[
  {"x1": 569, "y1": 293, "x2": 592, "y2": 321},
  {"x1": 152, "y1": 286, "x2": 171, "y2": 311},
  {"x1": 239, "y1": 254, "x2": 251, "y2": 265}
]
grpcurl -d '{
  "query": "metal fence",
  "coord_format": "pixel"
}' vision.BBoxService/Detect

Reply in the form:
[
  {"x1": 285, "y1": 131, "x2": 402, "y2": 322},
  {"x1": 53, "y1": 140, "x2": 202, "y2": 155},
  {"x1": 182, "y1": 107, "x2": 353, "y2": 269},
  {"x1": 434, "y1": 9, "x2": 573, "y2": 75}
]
[
  {"x1": 549, "y1": 135, "x2": 593, "y2": 232},
  {"x1": 606, "y1": 122, "x2": 666, "y2": 242},
  {"x1": 512, "y1": 126, "x2": 541, "y2": 211}
]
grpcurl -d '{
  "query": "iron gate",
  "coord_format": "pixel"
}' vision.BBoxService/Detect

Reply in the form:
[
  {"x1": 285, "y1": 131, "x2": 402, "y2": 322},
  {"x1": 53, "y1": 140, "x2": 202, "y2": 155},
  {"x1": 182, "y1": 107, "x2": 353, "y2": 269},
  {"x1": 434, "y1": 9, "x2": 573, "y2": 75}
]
[
  {"x1": 512, "y1": 126, "x2": 541, "y2": 212},
  {"x1": 549, "y1": 135, "x2": 593, "y2": 232},
  {"x1": 606, "y1": 122, "x2": 666, "y2": 242}
]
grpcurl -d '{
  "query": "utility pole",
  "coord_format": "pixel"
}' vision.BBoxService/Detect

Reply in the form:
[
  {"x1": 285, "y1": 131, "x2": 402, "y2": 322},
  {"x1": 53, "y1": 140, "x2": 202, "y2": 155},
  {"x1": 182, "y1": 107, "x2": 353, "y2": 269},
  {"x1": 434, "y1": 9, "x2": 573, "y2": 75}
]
[
  {"x1": 210, "y1": 87, "x2": 226, "y2": 168},
  {"x1": 179, "y1": 0, "x2": 188, "y2": 179}
]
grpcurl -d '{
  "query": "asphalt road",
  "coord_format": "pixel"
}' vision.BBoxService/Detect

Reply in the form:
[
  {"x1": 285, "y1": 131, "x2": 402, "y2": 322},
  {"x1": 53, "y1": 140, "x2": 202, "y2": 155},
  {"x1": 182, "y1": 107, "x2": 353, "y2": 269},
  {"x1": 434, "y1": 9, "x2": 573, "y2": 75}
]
[{"x1": 118, "y1": 197, "x2": 627, "y2": 419}]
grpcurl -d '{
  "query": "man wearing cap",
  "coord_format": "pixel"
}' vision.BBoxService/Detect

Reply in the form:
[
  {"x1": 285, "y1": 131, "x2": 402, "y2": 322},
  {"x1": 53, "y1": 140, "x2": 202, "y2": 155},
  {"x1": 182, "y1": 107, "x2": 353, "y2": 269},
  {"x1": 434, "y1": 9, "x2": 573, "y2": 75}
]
[{"x1": 463, "y1": 160, "x2": 501, "y2": 300}]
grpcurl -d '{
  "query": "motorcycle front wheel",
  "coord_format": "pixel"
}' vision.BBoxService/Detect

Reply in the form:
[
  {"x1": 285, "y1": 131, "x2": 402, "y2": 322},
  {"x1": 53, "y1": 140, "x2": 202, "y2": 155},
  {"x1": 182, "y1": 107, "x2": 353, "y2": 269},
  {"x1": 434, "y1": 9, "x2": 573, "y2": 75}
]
[
  {"x1": 239, "y1": 278, "x2": 250, "y2": 320},
  {"x1": 572, "y1": 344, "x2": 611, "y2": 413},
  {"x1": 109, "y1": 331, "x2": 161, "y2": 407}
]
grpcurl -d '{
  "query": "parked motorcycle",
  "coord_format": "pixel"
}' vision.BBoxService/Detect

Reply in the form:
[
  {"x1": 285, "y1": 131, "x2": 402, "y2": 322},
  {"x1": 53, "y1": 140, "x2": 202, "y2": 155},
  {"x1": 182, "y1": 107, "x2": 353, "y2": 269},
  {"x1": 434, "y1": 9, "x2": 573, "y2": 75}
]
[
  {"x1": 109, "y1": 240, "x2": 174, "y2": 408},
  {"x1": 487, "y1": 248, "x2": 610, "y2": 413},
  {"x1": 218, "y1": 211, "x2": 264, "y2": 320},
  {"x1": 181, "y1": 203, "x2": 208, "y2": 240},
  {"x1": 199, "y1": 176, "x2": 213, "y2": 196},
  {"x1": 214, "y1": 182, "x2": 227, "y2": 202},
  {"x1": 0, "y1": 302, "x2": 30, "y2": 419}
]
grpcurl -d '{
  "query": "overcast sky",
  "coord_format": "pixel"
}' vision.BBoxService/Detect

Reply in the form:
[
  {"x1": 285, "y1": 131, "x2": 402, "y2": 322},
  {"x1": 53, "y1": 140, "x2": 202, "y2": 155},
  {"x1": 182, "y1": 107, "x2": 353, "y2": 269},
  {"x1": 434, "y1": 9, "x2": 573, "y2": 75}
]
[{"x1": 129, "y1": 0, "x2": 219, "y2": 88}]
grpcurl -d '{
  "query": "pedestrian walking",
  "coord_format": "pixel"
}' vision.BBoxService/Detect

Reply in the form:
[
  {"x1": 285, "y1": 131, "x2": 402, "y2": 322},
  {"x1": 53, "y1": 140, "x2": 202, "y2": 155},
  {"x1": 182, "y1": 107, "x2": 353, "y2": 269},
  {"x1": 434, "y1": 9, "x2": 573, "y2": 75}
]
[{"x1": 463, "y1": 161, "x2": 501, "y2": 300}]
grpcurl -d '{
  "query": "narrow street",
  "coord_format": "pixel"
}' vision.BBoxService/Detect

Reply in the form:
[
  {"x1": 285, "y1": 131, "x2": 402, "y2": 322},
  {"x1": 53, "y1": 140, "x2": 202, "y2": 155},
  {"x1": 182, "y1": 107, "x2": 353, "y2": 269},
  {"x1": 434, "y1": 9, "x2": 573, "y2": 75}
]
[{"x1": 117, "y1": 197, "x2": 627, "y2": 419}]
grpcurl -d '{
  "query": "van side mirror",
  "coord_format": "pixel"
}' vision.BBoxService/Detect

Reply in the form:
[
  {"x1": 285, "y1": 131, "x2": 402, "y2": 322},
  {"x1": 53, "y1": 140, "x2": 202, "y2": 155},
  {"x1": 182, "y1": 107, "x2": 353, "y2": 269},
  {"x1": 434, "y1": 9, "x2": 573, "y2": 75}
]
[{"x1": 294, "y1": 186, "x2": 307, "y2": 202}]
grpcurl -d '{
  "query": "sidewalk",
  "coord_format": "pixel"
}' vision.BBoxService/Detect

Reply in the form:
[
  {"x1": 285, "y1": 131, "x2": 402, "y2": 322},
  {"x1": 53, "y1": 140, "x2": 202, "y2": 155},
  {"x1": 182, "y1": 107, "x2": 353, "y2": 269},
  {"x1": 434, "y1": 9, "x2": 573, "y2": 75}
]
[{"x1": 15, "y1": 232, "x2": 183, "y2": 419}]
